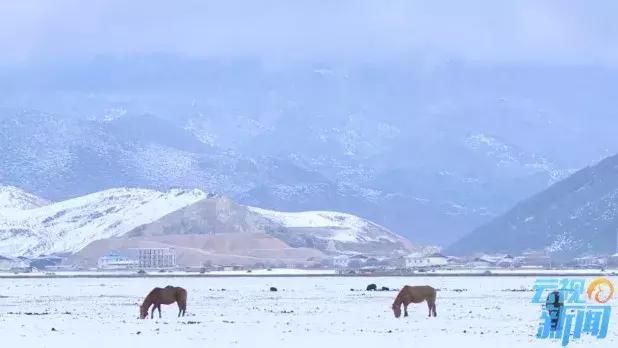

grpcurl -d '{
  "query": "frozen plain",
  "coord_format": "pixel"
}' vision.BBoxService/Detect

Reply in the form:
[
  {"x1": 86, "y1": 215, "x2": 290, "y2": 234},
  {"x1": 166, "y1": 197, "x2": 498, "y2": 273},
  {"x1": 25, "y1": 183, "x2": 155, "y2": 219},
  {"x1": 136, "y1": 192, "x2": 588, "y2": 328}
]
[{"x1": 0, "y1": 276, "x2": 616, "y2": 348}]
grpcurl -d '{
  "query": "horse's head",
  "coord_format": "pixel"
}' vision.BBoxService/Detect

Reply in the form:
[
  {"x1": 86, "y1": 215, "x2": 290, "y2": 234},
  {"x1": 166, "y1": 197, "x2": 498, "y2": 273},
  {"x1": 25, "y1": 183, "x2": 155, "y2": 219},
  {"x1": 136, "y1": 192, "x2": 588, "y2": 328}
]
[
  {"x1": 139, "y1": 305, "x2": 148, "y2": 319},
  {"x1": 392, "y1": 303, "x2": 402, "y2": 318}
]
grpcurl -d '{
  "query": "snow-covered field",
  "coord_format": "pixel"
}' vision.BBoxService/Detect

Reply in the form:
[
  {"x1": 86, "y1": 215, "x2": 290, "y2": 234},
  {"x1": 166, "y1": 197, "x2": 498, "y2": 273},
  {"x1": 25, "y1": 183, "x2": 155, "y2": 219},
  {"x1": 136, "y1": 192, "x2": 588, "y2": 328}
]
[{"x1": 1, "y1": 276, "x2": 616, "y2": 347}]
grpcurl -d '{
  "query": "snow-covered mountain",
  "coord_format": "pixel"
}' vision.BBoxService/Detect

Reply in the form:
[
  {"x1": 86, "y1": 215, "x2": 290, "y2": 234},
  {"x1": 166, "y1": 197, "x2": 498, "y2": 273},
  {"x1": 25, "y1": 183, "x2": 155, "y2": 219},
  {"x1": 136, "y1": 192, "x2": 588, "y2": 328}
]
[
  {"x1": 248, "y1": 207, "x2": 409, "y2": 246},
  {"x1": 0, "y1": 186, "x2": 50, "y2": 210},
  {"x1": 3, "y1": 61, "x2": 618, "y2": 246},
  {"x1": 448, "y1": 154, "x2": 618, "y2": 259},
  {"x1": 0, "y1": 188, "x2": 206, "y2": 257},
  {"x1": 0, "y1": 186, "x2": 414, "y2": 258},
  {"x1": 123, "y1": 194, "x2": 416, "y2": 257}
]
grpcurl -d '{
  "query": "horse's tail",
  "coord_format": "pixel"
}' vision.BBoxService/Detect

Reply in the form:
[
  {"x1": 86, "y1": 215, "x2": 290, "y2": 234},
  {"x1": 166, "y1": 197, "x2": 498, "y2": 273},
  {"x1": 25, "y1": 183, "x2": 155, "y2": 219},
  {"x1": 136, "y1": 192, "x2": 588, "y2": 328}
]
[{"x1": 430, "y1": 287, "x2": 437, "y2": 317}]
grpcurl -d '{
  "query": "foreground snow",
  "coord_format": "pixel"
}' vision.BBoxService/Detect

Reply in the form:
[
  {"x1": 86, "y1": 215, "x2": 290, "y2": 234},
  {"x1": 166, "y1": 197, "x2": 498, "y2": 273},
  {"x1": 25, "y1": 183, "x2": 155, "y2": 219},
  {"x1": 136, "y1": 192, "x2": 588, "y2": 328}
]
[{"x1": 0, "y1": 276, "x2": 616, "y2": 347}]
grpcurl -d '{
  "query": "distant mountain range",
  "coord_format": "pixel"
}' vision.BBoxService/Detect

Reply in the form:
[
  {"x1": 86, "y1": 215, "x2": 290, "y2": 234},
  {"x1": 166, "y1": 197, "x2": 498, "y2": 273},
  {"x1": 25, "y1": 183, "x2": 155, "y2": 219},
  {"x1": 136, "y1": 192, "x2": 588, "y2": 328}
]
[
  {"x1": 2, "y1": 61, "x2": 618, "y2": 245},
  {"x1": 0, "y1": 186, "x2": 415, "y2": 265},
  {"x1": 448, "y1": 154, "x2": 618, "y2": 260}
]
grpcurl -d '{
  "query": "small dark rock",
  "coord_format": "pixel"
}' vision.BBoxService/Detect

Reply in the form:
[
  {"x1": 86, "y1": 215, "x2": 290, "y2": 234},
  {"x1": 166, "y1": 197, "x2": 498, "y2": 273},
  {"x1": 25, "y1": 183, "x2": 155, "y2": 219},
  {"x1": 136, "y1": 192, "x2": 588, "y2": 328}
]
[
  {"x1": 366, "y1": 284, "x2": 377, "y2": 291},
  {"x1": 380, "y1": 286, "x2": 390, "y2": 291},
  {"x1": 270, "y1": 287, "x2": 278, "y2": 292},
  {"x1": 51, "y1": 328, "x2": 57, "y2": 332},
  {"x1": 136, "y1": 331, "x2": 141, "y2": 335}
]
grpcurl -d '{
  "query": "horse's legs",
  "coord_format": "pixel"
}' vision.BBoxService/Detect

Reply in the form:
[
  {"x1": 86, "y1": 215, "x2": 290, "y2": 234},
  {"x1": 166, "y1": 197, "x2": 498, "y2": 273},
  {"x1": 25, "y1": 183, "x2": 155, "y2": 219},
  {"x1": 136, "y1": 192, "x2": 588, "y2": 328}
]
[
  {"x1": 158, "y1": 305, "x2": 162, "y2": 319},
  {"x1": 150, "y1": 305, "x2": 155, "y2": 319},
  {"x1": 403, "y1": 303, "x2": 409, "y2": 317},
  {"x1": 178, "y1": 299, "x2": 186, "y2": 317},
  {"x1": 427, "y1": 299, "x2": 437, "y2": 317}
]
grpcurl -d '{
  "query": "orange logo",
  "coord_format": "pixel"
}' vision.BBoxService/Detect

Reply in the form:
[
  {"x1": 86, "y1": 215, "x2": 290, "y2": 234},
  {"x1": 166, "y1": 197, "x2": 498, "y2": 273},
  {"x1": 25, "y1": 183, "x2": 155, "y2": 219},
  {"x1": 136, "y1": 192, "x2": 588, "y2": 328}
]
[{"x1": 587, "y1": 278, "x2": 615, "y2": 304}]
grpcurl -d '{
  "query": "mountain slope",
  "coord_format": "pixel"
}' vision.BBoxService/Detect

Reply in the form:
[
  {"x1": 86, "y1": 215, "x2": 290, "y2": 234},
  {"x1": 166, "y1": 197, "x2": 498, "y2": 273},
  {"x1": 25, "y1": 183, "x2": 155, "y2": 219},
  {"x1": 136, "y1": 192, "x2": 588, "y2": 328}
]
[
  {"x1": 448, "y1": 154, "x2": 618, "y2": 259},
  {"x1": 0, "y1": 185, "x2": 50, "y2": 210},
  {"x1": 0, "y1": 186, "x2": 415, "y2": 259},
  {"x1": 125, "y1": 196, "x2": 415, "y2": 257},
  {"x1": 70, "y1": 233, "x2": 325, "y2": 268},
  {"x1": 4, "y1": 63, "x2": 618, "y2": 246},
  {"x1": 0, "y1": 188, "x2": 206, "y2": 256}
]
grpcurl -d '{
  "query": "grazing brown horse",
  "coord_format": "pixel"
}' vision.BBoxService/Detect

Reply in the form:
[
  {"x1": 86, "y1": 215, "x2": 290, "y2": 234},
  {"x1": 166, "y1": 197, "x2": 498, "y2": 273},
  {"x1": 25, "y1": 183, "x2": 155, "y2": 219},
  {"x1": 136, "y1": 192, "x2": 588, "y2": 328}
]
[
  {"x1": 140, "y1": 286, "x2": 187, "y2": 319},
  {"x1": 392, "y1": 285, "x2": 437, "y2": 318}
]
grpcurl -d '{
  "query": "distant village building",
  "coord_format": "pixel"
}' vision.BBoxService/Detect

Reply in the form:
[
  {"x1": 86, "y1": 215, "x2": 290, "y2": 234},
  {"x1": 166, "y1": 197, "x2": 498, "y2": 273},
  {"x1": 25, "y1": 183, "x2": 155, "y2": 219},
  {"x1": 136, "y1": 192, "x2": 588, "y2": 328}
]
[
  {"x1": 347, "y1": 255, "x2": 369, "y2": 269},
  {"x1": 97, "y1": 252, "x2": 138, "y2": 270},
  {"x1": 496, "y1": 255, "x2": 516, "y2": 268},
  {"x1": 516, "y1": 250, "x2": 552, "y2": 268},
  {"x1": 405, "y1": 253, "x2": 448, "y2": 269},
  {"x1": 332, "y1": 255, "x2": 350, "y2": 269},
  {"x1": 608, "y1": 254, "x2": 618, "y2": 267},
  {"x1": 572, "y1": 256, "x2": 606, "y2": 268},
  {"x1": 446, "y1": 256, "x2": 467, "y2": 268},
  {"x1": 464, "y1": 254, "x2": 515, "y2": 268},
  {"x1": 217, "y1": 265, "x2": 243, "y2": 272},
  {"x1": 467, "y1": 258, "x2": 493, "y2": 269},
  {"x1": 29, "y1": 255, "x2": 65, "y2": 270},
  {"x1": 0, "y1": 255, "x2": 31, "y2": 272},
  {"x1": 131, "y1": 248, "x2": 176, "y2": 269}
]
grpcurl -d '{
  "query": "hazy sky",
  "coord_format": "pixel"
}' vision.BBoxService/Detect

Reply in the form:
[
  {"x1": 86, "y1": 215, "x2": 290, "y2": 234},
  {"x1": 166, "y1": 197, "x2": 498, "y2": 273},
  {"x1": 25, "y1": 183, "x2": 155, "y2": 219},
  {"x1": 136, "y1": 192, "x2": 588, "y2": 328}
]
[{"x1": 0, "y1": 0, "x2": 617, "y2": 67}]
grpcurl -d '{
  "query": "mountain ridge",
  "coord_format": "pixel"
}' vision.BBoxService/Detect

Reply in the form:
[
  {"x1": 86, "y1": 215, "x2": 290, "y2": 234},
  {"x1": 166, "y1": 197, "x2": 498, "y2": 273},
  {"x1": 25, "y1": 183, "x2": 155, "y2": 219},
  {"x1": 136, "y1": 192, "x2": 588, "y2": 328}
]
[
  {"x1": 0, "y1": 186, "x2": 415, "y2": 260},
  {"x1": 448, "y1": 154, "x2": 618, "y2": 259}
]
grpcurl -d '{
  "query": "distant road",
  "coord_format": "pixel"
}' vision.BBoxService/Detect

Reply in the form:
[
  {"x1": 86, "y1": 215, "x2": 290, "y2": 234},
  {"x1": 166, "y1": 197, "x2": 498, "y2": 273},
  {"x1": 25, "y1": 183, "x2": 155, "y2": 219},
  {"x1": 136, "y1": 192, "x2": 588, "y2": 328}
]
[{"x1": 0, "y1": 268, "x2": 616, "y2": 279}]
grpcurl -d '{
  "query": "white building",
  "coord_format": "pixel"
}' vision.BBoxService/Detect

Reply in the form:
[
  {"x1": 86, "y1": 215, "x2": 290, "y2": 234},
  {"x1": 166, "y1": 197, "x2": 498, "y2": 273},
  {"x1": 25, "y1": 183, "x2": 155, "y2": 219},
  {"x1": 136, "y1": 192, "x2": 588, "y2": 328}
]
[
  {"x1": 405, "y1": 253, "x2": 448, "y2": 269},
  {"x1": 97, "y1": 252, "x2": 138, "y2": 270},
  {"x1": 516, "y1": 250, "x2": 551, "y2": 268},
  {"x1": 573, "y1": 256, "x2": 606, "y2": 268},
  {"x1": 131, "y1": 248, "x2": 176, "y2": 269},
  {"x1": 332, "y1": 255, "x2": 350, "y2": 269}
]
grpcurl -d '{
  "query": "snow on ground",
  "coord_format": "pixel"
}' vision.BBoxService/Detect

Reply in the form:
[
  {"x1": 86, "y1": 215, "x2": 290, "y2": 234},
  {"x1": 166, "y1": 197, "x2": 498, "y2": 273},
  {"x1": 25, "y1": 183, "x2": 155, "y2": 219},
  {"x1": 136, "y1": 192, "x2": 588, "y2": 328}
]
[
  {"x1": 0, "y1": 188, "x2": 206, "y2": 257},
  {"x1": 0, "y1": 276, "x2": 616, "y2": 347}
]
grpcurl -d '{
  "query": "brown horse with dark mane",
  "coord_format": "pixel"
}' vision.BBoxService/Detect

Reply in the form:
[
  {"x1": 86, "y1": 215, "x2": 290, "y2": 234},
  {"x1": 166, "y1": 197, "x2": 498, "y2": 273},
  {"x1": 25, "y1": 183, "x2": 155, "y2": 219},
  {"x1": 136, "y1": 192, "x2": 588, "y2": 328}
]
[
  {"x1": 392, "y1": 285, "x2": 437, "y2": 318},
  {"x1": 140, "y1": 286, "x2": 187, "y2": 319}
]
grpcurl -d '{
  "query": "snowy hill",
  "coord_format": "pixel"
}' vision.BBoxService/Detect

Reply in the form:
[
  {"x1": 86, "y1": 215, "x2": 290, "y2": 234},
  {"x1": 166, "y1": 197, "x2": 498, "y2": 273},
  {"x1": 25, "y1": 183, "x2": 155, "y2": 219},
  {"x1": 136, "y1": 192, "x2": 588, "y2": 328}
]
[
  {"x1": 448, "y1": 154, "x2": 618, "y2": 259},
  {"x1": 0, "y1": 186, "x2": 50, "y2": 210},
  {"x1": 0, "y1": 187, "x2": 415, "y2": 259},
  {"x1": 0, "y1": 188, "x2": 206, "y2": 257},
  {"x1": 124, "y1": 196, "x2": 415, "y2": 257},
  {"x1": 248, "y1": 207, "x2": 408, "y2": 245}
]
